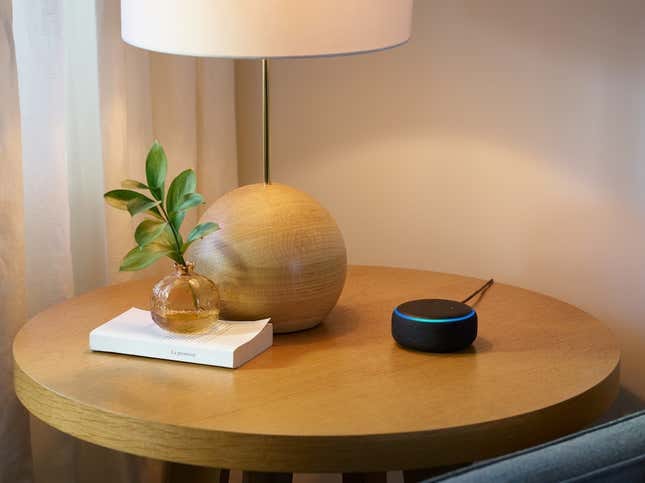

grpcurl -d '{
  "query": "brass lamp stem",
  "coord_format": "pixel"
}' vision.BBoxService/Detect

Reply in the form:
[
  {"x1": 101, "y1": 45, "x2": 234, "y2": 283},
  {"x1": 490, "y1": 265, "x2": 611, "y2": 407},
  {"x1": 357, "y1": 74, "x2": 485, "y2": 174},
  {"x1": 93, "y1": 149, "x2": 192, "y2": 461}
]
[{"x1": 262, "y1": 58, "x2": 271, "y2": 185}]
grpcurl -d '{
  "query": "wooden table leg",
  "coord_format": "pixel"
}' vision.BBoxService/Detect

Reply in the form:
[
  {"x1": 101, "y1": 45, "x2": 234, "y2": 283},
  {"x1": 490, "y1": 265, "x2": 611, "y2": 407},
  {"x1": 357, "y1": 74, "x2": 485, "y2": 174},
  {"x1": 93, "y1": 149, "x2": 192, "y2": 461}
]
[
  {"x1": 342, "y1": 472, "x2": 387, "y2": 483},
  {"x1": 165, "y1": 463, "x2": 229, "y2": 483},
  {"x1": 242, "y1": 471, "x2": 293, "y2": 483}
]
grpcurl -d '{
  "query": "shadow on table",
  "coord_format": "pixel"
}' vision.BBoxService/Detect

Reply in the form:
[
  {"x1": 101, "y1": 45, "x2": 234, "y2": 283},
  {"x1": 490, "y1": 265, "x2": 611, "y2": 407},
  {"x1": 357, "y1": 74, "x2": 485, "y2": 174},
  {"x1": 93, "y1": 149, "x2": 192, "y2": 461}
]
[
  {"x1": 392, "y1": 336, "x2": 494, "y2": 357},
  {"x1": 273, "y1": 304, "x2": 362, "y2": 347}
]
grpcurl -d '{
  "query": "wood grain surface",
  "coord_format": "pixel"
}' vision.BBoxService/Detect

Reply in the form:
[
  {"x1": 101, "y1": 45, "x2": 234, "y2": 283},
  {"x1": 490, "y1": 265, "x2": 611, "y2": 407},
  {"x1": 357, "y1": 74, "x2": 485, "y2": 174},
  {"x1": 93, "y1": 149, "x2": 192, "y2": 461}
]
[
  {"x1": 13, "y1": 266, "x2": 620, "y2": 473},
  {"x1": 188, "y1": 183, "x2": 347, "y2": 333}
]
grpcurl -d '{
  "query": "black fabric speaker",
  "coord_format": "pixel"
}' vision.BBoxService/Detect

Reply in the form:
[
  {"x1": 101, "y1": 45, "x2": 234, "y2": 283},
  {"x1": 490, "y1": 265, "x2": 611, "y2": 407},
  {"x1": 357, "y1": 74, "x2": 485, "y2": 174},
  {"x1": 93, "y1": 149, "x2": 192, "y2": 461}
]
[{"x1": 391, "y1": 299, "x2": 477, "y2": 353}]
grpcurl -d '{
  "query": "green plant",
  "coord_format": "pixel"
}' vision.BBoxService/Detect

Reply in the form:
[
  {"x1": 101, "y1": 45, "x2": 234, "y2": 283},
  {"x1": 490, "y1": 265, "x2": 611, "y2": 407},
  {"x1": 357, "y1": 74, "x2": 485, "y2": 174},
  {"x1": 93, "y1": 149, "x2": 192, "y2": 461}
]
[{"x1": 104, "y1": 140, "x2": 219, "y2": 271}]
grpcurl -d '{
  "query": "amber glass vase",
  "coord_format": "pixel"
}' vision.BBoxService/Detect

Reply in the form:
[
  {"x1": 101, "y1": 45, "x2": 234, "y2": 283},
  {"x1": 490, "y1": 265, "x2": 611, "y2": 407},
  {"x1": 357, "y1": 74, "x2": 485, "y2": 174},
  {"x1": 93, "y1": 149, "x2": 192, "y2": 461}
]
[{"x1": 151, "y1": 262, "x2": 220, "y2": 334}]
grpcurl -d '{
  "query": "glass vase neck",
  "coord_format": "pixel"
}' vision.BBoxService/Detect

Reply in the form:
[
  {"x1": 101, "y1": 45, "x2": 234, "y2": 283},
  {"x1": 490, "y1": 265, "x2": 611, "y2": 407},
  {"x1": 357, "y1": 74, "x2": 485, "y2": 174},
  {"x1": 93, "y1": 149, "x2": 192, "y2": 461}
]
[{"x1": 174, "y1": 261, "x2": 195, "y2": 276}]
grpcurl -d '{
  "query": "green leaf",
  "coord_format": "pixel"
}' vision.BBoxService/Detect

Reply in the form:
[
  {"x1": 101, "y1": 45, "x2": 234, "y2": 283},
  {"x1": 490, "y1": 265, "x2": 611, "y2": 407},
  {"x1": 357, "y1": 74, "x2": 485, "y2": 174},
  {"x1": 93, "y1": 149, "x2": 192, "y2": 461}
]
[
  {"x1": 119, "y1": 245, "x2": 172, "y2": 271},
  {"x1": 105, "y1": 189, "x2": 142, "y2": 210},
  {"x1": 134, "y1": 219, "x2": 167, "y2": 247},
  {"x1": 162, "y1": 224, "x2": 182, "y2": 249},
  {"x1": 173, "y1": 192, "x2": 204, "y2": 214},
  {"x1": 105, "y1": 189, "x2": 164, "y2": 219},
  {"x1": 126, "y1": 197, "x2": 161, "y2": 217},
  {"x1": 182, "y1": 222, "x2": 219, "y2": 253},
  {"x1": 148, "y1": 225, "x2": 183, "y2": 263},
  {"x1": 146, "y1": 209, "x2": 165, "y2": 221},
  {"x1": 166, "y1": 169, "x2": 196, "y2": 229},
  {"x1": 121, "y1": 179, "x2": 149, "y2": 190},
  {"x1": 151, "y1": 225, "x2": 176, "y2": 249},
  {"x1": 146, "y1": 140, "x2": 168, "y2": 200},
  {"x1": 186, "y1": 222, "x2": 219, "y2": 244}
]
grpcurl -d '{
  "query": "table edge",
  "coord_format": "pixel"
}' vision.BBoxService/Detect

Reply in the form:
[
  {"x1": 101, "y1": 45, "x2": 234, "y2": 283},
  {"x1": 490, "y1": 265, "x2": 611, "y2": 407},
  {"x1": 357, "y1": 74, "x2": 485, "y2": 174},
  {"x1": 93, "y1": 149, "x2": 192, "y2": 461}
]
[{"x1": 14, "y1": 355, "x2": 620, "y2": 472}]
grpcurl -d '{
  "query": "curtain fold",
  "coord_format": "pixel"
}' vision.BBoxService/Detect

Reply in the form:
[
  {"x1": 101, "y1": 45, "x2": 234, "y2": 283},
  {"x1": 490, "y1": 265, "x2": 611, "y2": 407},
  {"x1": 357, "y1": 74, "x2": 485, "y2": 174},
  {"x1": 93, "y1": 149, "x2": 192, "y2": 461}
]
[
  {"x1": 1, "y1": 0, "x2": 238, "y2": 481},
  {"x1": 0, "y1": 0, "x2": 31, "y2": 481}
]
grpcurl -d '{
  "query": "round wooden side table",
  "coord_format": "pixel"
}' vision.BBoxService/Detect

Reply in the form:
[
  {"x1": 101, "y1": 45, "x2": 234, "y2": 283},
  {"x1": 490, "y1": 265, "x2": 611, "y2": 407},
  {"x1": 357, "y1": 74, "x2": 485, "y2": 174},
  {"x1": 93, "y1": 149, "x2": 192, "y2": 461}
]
[{"x1": 14, "y1": 266, "x2": 620, "y2": 482}]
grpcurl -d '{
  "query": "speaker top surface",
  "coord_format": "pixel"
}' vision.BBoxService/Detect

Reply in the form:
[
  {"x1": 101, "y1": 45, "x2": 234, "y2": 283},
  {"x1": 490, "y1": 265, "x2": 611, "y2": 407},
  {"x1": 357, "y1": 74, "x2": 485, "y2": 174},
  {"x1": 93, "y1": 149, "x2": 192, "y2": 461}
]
[{"x1": 394, "y1": 299, "x2": 474, "y2": 323}]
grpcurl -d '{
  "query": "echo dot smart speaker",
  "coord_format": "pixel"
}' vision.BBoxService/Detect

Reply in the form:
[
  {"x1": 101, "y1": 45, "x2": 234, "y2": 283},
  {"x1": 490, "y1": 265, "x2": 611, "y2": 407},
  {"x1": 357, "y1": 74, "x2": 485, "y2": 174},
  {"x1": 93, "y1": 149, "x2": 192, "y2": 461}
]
[{"x1": 392, "y1": 299, "x2": 477, "y2": 353}]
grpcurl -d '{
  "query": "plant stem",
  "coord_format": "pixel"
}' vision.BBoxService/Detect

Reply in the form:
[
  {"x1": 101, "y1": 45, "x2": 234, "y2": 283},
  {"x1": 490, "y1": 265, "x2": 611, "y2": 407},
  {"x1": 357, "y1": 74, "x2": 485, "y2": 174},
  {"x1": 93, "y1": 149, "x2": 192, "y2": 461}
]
[
  {"x1": 187, "y1": 278, "x2": 201, "y2": 311},
  {"x1": 159, "y1": 204, "x2": 187, "y2": 266},
  {"x1": 158, "y1": 199, "x2": 200, "y2": 311}
]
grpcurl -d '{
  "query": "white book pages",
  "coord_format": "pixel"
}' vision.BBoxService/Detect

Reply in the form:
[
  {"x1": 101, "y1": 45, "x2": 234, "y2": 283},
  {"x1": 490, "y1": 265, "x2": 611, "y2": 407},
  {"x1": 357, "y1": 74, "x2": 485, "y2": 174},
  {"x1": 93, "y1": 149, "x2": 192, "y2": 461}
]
[{"x1": 89, "y1": 307, "x2": 272, "y2": 368}]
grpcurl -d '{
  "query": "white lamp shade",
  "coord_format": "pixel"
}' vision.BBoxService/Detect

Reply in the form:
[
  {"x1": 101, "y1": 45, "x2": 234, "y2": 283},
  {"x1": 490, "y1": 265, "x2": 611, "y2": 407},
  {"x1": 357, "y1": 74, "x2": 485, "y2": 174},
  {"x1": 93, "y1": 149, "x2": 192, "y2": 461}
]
[{"x1": 121, "y1": 0, "x2": 413, "y2": 58}]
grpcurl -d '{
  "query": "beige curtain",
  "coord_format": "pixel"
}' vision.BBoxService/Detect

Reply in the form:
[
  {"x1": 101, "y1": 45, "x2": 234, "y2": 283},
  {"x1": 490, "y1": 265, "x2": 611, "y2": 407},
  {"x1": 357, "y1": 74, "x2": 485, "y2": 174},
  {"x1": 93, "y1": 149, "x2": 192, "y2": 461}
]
[
  {"x1": 0, "y1": 0, "x2": 31, "y2": 482},
  {"x1": 1, "y1": 0, "x2": 238, "y2": 481}
]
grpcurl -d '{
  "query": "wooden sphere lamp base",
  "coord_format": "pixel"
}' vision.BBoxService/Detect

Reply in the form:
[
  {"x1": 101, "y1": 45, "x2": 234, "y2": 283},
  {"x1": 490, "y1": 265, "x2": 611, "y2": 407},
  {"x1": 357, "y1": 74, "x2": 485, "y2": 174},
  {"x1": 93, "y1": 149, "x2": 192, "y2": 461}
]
[{"x1": 188, "y1": 183, "x2": 347, "y2": 333}]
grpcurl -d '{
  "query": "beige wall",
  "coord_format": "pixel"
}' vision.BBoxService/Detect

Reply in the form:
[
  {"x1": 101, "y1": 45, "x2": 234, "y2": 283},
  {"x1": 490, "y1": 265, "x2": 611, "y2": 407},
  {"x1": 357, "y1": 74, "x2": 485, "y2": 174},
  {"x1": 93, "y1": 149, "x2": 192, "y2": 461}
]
[{"x1": 236, "y1": 0, "x2": 645, "y2": 405}]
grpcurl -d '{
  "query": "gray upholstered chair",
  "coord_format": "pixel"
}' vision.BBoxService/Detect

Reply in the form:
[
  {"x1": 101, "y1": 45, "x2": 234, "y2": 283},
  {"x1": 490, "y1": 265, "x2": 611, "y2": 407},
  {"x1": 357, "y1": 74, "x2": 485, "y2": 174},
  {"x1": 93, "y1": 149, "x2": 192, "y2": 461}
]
[{"x1": 425, "y1": 410, "x2": 645, "y2": 483}]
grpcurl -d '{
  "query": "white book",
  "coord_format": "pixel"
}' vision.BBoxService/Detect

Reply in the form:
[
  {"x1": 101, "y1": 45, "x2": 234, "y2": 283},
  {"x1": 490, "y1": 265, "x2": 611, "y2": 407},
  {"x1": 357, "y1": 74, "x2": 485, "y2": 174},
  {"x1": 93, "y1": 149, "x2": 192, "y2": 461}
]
[{"x1": 89, "y1": 307, "x2": 272, "y2": 368}]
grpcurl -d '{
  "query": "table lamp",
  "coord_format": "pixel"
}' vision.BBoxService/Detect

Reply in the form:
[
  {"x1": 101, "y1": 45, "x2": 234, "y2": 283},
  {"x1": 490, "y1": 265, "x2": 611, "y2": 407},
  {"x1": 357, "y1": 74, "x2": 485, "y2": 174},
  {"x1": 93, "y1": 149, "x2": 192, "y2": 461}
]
[{"x1": 121, "y1": 0, "x2": 414, "y2": 332}]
